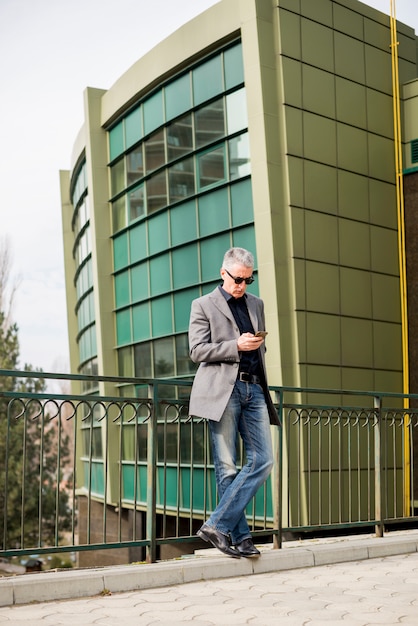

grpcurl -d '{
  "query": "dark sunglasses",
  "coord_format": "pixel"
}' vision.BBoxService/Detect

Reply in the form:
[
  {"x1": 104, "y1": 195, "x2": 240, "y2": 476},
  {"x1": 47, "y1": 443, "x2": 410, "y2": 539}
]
[{"x1": 224, "y1": 268, "x2": 254, "y2": 285}]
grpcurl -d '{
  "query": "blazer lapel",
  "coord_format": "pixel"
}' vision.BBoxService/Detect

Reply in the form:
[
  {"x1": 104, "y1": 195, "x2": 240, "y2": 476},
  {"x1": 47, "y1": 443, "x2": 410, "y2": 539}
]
[
  {"x1": 209, "y1": 287, "x2": 236, "y2": 324},
  {"x1": 246, "y1": 296, "x2": 259, "y2": 332}
]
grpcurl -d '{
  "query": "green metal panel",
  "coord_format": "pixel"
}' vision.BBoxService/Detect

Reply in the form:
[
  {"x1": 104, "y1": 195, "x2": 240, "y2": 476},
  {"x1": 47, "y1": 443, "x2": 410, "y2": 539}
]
[
  {"x1": 336, "y1": 78, "x2": 366, "y2": 128},
  {"x1": 305, "y1": 262, "x2": 339, "y2": 315},
  {"x1": 301, "y1": 17, "x2": 334, "y2": 72},
  {"x1": 304, "y1": 161, "x2": 337, "y2": 214},
  {"x1": 334, "y1": 32, "x2": 366, "y2": 83},
  {"x1": 302, "y1": 64, "x2": 335, "y2": 118},
  {"x1": 306, "y1": 312, "x2": 341, "y2": 365}
]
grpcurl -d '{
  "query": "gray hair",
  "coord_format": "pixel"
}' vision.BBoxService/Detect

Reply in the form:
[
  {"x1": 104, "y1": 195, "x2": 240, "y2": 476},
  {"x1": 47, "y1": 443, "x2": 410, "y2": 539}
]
[{"x1": 222, "y1": 247, "x2": 254, "y2": 271}]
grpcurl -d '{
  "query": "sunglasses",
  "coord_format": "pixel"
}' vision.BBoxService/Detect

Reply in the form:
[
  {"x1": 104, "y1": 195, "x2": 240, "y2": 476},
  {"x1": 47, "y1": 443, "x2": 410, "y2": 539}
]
[{"x1": 223, "y1": 268, "x2": 254, "y2": 285}]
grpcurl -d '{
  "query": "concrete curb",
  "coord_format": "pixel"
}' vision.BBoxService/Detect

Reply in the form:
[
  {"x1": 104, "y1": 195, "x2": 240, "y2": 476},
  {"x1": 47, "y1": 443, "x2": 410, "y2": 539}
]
[{"x1": 1, "y1": 529, "x2": 418, "y2": 607}]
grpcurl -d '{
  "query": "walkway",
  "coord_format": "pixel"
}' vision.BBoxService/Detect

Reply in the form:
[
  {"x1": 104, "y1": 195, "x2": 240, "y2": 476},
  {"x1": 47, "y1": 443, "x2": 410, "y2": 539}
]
[{"x1": 1, "y1": 529, "x2": 418, "y2": 624}]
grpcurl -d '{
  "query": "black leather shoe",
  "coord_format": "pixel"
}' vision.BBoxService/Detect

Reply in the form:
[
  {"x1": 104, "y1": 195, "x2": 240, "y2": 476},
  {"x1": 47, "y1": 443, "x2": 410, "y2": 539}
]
[
  {"x1": 197, "y1": 524, "x2": 241, "y2": 558},
  {"x1": 235, "y1": 537, "x2": 261, "y2": 557}
]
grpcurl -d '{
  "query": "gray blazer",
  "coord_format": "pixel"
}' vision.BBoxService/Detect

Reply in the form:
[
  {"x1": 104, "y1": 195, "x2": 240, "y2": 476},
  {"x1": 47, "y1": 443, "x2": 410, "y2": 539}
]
[{"x1": 188, "y1": 287, "x2": 280, "y2": 426}]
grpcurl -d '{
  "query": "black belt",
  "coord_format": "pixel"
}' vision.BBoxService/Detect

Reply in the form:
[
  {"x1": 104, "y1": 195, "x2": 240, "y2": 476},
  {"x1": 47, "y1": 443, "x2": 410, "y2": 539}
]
[{"x1": 238, "y1": 372, "x2": 261, "y2": 384}]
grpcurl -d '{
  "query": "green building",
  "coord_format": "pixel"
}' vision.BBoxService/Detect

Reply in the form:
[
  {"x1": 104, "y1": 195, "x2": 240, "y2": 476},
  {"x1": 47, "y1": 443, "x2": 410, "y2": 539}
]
[{"x1": 60, "y1": 0, "x2": 418, "y2": 564}]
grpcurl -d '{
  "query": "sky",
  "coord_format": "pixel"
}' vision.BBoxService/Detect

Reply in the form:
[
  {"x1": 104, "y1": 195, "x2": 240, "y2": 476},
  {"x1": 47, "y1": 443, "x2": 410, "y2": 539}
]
[{"x1": 0, "y1": 0, "x2": 417, "y2": 375}]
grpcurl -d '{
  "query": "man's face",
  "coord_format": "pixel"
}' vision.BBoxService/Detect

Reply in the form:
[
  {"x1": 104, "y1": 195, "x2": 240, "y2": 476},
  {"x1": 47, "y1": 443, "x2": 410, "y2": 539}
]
[{"x1": 220, "y1": 263, "x2": 253, "y2": 299}]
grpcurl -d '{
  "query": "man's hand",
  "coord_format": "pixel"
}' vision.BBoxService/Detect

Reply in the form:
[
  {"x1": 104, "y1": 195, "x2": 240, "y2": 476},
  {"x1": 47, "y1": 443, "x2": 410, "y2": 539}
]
[{"x1": 237, "y1": 332, "x2": 265, "y2": 352}]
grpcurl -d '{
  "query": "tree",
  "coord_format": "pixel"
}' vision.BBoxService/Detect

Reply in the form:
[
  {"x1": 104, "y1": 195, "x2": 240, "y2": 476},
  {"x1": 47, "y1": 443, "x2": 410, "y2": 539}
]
[{"x1": 0, "y1": 239, "x2": 72, "y2": 551}]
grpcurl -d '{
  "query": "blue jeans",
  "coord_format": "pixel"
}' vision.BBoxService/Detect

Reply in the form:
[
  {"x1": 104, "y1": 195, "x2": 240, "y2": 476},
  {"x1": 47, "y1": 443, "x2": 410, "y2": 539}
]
[{"x1": 205, "y1": 380, "x2": 274, "y2": 544}]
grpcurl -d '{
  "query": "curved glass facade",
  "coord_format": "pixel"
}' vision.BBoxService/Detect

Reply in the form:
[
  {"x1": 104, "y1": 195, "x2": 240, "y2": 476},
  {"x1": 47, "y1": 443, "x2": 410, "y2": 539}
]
[
  {"x1": 108, "y1": 41, "x2": 258, "y2": 383},
  {"x1": 70, "y1": 160, "x2": 98, "y2": 384}
]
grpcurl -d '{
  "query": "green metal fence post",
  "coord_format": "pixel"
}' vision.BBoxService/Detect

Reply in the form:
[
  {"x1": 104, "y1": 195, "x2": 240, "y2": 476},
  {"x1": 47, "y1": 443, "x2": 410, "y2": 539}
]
[
  {"x1": 146, "y1": 383, "x2": 157, "y2": 563},
  {"x1": 273, "y1": 390, "x2": 283, "y2": 549},
  {"x1": 374, "y1": 395, "x2": 384, "y2": 537}
]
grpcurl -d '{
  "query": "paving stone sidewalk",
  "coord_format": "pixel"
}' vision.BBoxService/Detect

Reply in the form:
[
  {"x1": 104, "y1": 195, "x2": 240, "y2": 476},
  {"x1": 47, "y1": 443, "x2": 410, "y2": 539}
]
[{"x1": 1, "y1": 530, "x2": 418, "y2": 624}]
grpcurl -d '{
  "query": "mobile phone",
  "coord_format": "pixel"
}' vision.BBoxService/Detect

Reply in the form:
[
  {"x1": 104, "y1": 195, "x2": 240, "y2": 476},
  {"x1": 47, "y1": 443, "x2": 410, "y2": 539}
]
[{"x1": 255, "y1": 331, "x2": 268, "y2": 338}]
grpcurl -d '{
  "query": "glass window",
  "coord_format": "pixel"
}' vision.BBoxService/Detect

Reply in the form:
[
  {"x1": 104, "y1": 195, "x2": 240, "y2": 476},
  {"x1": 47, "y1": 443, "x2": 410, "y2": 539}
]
[
  {"x1": 76, "y1": 230, "x2": 91, "y2": 265},
  {"x1": 129, "y1": 222, "x2": 147, "y2": 263},
  {"x1": 195, "y1": 98, "x2": 225, "y2": 148},
  {"x1": 170, "y1": 199, "x2": 197, "y2": 246},
  {"x1": 128, "y1": 184, "x2": 145, "y2": 222},
  {"x1": 167, "y1": 113, "x2": 193, "y2": 161},
  {"x1": 153, "y1": 337, "x2": 175, "y2": 377},
  {"x1": 148, "y1": 212, "x2": 169, "y2": 256},
  {"x1": 232, "y1": 225, "x2": 257, "y2": 263},
  {"x1": 144, "y1": 129, "x2": 165, "y2": 174},
  {"x1": 173, "y1": 288, "x2": 200, "y2": 333},
  {"x1": 151, "y1": 295, "x2": 173, "y2": 337},
  {"x1": 134, "y1": 341, "x2": 152, "y2": 378},
  {"x1": 226, "y1": 88, "x2": 247, "y2": 135},
  {"x1": 200, "y1": 234, "x2": 231, "y2": 282},
  {"x1": 224, "y1": 43, "x2": 244, "y2": 90},
  {"x1": 231, "y1": 178, "x2": 254, "y2": 226},
  {"x1": 131, "y1": 263, "x2": 149, "y2": 302},
  {"x1": 198, "y1": 186, "x2": 229, "y2": 237},
  {"x1": 116, "y1": 309, "x2": 132, "y2": 345},
  {"x1": 228, "y1": 133, "x2": 251, "y2": 180},
  {"x1": 110, "y1": 158, "x2": 125, "y2": 197},
  {"x1": 146, "y1": 171, "x2": 167, "y2": 214},
  {"x1": 88, "y1": 291, "x2": 95, "y2": 325},
  {"x1": 109, "y1": 121, "x2": 124, "y2": 161},
  {"x1": 143, "y1": 90, "x2": 164, "y2": 136},
  {"x1": 118, "y1": 346, "x2": 133, "y2": 377},
  {"x1": 127, "y1": 146, "x2": 144, "y2": 186},
  {"x1": 80, "y1": 198, "x2": 89, "y2": 231},
  {"x1": 176, "y1": 333, "x2": 197, "y2": 375},
  {"x1": 172, "y1": 244, "x2": 199, "y2": 290},
  {"x1": 132, "y1": 303, "x2": 151, "y2": 341},
  {"x1": 192, "y1": 55, "x2": 223, "y2": 106},
  {"x1": 125, "y1": 106, "x2": 142, "y2": 149},
  {"x1": 168, "y1": 157, "x2": 195, "y2": 203},
  {"x1": 112, "y1": 195, "x2": 126, "y2": 233},
  {"x1": 197, "y1": 145, "x2": 226, "y2": 190},
  {"x1": 149, "y1": 253, "x2": 171, "y2": 296},
  {"x1": 115, "y1": 270, "x2": 130, "y2": 308},
  {"x1": 113, "y1": 232, "x2": 129, "y2": 271},
  {"x1": 165, "y1": 73, "x2": 192, "y2": 121}
]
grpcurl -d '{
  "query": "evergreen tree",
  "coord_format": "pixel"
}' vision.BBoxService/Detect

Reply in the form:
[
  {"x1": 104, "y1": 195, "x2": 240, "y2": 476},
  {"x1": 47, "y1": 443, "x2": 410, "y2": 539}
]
[{"x1": 0, "y1": 313, "x2": 73, "y2": 550}]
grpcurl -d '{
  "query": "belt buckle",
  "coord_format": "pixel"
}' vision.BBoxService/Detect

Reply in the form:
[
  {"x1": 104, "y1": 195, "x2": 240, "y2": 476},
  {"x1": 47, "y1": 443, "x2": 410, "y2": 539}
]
[{"x1": 239, "y1": 372, "x2": 250, "y2": 383}]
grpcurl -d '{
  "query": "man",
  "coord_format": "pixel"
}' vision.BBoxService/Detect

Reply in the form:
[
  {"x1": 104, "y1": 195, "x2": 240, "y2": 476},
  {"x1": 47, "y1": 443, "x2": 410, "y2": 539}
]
[{"x1": 188, "y1": 247, "x2": 280, "y2": 558}]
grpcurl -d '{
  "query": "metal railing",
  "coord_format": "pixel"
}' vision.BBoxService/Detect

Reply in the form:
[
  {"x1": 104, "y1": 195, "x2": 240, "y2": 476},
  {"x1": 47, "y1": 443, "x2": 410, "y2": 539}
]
[{"x1": 1, "y1": 369, "x2": 418, "y2": 564}]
